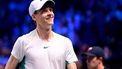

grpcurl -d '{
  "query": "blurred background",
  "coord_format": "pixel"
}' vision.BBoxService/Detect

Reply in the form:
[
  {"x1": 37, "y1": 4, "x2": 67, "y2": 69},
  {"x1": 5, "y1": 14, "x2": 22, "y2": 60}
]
[{"x1": 0, "y1": 0, "x2": 122, "y2": 69}]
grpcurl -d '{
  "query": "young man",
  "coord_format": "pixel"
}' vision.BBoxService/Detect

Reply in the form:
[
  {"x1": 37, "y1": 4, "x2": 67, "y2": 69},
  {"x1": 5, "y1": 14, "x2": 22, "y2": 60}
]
[
  {"x1": 5, "y1": 0, "x2": 78, "y2": 69},
  {"x1": 85, "y1": 46, "x2": 107, "y2": 69}
]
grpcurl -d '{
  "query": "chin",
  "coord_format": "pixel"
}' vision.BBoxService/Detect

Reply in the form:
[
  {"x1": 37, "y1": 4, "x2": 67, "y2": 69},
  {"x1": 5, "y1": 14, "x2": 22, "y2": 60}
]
[{"x1": 47, "y1": 23, "x2": 53, "y2": 26}]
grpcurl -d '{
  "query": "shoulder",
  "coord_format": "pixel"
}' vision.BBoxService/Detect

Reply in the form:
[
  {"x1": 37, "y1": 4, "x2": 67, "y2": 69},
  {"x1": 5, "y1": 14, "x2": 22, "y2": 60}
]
[
  {"x1": 19, "y1": 29, "x2": 36, "y2": 40},
  {"x1": 54, "y1": 32, "x2": 70, "y2": 40},
  {"x1": 16, "y1": 29, "x2": 37, "y2": 43},
  {"x1": 53, "y1": 32, "x2": 72, "y2": 43}
]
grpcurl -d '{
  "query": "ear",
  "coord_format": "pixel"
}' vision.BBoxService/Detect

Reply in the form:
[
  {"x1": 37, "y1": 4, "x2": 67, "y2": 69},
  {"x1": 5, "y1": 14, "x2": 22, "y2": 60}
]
[{"x1": 31, "y1": 14, "x2": 36, "y2": 21}]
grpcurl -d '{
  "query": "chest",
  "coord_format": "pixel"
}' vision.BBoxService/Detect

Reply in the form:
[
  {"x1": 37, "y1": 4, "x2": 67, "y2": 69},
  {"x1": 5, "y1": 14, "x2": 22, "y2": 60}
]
[{"x1": 24, "y1": 41, "x2": 66, "y2": 62}]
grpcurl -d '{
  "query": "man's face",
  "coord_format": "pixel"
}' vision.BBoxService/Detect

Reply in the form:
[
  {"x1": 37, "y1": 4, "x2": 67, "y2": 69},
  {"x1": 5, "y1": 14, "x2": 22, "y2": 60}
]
[
  {"x1": 86, "y1": 56, "x2": 100, "y2": 69},
  {"x1": 32, "y1": 7, "x2": 54, "y2": 28}
]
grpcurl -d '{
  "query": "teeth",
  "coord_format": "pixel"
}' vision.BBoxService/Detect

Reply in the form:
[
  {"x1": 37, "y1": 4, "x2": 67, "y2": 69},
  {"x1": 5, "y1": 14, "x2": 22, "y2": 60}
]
[
  {"x1": 50, "y1": 15, "x2": 53, "y2": 18},
  {"x1": 46, "y1": 15, "x2": 54, "y2": 19}
]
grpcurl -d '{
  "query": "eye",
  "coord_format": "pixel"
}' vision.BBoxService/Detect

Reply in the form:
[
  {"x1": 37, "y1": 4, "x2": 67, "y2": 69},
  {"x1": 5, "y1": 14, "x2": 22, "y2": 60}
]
[
  {"x1": 42, "y1": 9, "x2": 47, "y2": 12},
  {"x1": 39, "y1": 9, "x2": 47, "y2": 14},
  {"x1": 87, "y1": 56, "x2": 95, "y2": 62},
  {"x1": 49, "y1": 8, "x2": 53, "y2": 12}
]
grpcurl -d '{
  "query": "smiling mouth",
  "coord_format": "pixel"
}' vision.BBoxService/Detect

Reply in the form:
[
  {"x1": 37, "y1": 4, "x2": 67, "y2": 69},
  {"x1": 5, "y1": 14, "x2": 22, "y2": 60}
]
[
  {"x1": 47, "y1": 15, "x2": 54, "y2": 18},
  {"x1": 46, "y1": 17, "x2": 54, "y2": 20}
]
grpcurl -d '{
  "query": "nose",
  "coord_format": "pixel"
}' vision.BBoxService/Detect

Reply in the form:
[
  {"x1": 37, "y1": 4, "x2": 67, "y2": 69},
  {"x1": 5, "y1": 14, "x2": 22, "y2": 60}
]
[
  {"x1": 47, "y1": 13, "x2": 53, "y2": 18},
  {"x1": 47, "y1": 12, "x2": 54, "y2": 18}
]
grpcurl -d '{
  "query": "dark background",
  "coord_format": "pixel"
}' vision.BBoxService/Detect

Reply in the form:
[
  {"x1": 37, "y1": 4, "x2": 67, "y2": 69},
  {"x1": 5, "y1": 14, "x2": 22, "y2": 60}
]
[{"x1": 0, "y1": 0, "x2": 122, "y2": 69}]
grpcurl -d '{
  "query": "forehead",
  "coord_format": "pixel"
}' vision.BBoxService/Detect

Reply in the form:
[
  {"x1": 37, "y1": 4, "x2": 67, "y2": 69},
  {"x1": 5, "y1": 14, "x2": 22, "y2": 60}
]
[
  {"x1": 87, "y1": 56, "x2": 97, "y2": 62},
  {"x1": 34, "y1": 6, "x2": 53, "y2": 15},
  {"x1": 87, "y1": 56, "x2": 96, "y2": 59}
]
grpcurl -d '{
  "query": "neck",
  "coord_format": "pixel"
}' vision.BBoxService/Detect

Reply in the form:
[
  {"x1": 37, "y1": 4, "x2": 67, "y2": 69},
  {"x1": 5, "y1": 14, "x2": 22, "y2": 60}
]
[{"x1": 36, "y1": 26, "x2": 53, "y2": 41}]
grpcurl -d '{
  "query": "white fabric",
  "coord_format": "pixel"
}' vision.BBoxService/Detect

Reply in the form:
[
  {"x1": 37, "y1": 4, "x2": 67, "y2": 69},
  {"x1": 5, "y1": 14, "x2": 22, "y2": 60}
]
[
  {"x1": 29, "y1": 0, "x2": 55, "y2": 16},
  {"x1": 11, "y1": 29, "x2": 78, "y2": 69}
]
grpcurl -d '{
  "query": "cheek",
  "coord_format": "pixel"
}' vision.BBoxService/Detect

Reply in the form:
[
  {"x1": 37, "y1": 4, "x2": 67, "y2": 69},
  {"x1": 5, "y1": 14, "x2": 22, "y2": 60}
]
[
  {"x1": 39, "y1": 15, "x2": 44, "y2": 19},
  {"x1": 87, "y1": 60, "x2": 96, "y2": 66},
  {"x1": 37, "y1": 16, "x2": 45, "y2": 22},
  {"x1": 41, "y1": 14, "x2": 47, "y2": 18},
  {"x1": 91, "y1": 61, "x2": 98, "y2": 67}
]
